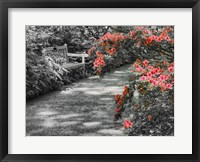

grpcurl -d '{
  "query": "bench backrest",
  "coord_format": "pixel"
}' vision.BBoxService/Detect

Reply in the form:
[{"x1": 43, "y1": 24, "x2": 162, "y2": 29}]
[
  {"x1": 44, "y1": 44, "x2": 88, "y2": 64},
  {"x1": 44, "y1": 44, "x2": 69, "y2": 62}
]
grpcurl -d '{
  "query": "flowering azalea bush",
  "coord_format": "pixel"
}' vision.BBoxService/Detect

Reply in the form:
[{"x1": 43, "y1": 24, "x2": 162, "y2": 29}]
[
  {"x1": 113, "y1": 60, "x2": 174, "y2": 135},
  {"x1": 88, "y1": 31, "x2": 136, "y2": 75},
  {"x1": 88, "y1": 26, "x2": 174, "y2": 76},
  {"x1": 93, "y1": 51, "x2": 106, "y2": 75},
  {"x1": 103, "y1": 26, "x2": 175, "y2": 136}
]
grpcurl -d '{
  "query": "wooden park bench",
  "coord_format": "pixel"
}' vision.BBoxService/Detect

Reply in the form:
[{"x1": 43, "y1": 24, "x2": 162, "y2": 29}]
[{"x1": 44, "y1": 44, "x2": 88, "y2": 77}]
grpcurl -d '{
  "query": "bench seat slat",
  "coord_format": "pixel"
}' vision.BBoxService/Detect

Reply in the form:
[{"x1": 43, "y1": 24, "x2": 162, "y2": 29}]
[{"x1": 62, "y1": 63, "x2": 84, "y2": 70}]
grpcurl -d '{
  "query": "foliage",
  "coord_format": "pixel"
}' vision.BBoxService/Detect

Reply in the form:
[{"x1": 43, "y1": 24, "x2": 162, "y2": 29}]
[
  {"x1": 26, "y1": 52, "x2": 68, "y2": 99},
  {"x1": 26, "y1": 26, "x2": 111, "y2": 52}
]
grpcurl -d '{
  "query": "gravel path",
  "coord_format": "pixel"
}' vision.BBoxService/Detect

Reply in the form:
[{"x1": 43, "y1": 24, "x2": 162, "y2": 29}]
[{"x1": 26, "y1": 65, "x2": 132, "y2": 136}]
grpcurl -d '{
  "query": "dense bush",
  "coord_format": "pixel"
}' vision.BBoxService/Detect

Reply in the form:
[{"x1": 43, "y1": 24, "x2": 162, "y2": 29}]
[
  {"x1": 88, "y1": 31, "x2": 136, "y2": 75},
  {"x1": 26, "y1": 52, "x2": 67, "y2": 99},
  {"x1": 109, "y1": 26, "x2": 174, "y2": 136},
  {"x1": 88, "y1": 26, "x2": 173, "y2": 73},
  {"x1": 86, "y1": 25, "x2": 174, "y2": 136}
]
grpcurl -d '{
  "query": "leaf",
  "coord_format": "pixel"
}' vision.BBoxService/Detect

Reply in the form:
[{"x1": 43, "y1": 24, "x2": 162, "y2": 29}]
[{"x1": 53, "y1": 70, "x2": 62, "y2": 80}]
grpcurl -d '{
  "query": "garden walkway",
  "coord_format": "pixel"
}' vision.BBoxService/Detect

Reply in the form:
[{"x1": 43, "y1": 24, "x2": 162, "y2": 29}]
[{"x1": 26, "y1": 64, "x2": 132, "y2": 136}]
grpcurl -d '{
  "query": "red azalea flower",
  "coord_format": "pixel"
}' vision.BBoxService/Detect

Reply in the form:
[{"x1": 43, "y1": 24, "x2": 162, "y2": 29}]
[
  {"x1": 169, "y1": 62, "x2": 174, "y2": 67},
  {"x1": 168, "y1": 66, "x2": 174, "y2": 73},
  {"x1": 147, "y1": 115, "x2": 153, "y2": 121},
  {"x1": 166, "y1": 83, "x2": 173, "y2": 89},
  {"x1": 115, "y1": 108, "x2": 121, "y2": 113},
  {"x1": 129, "y1": 30, "x2": 136, "y2": 36},
  {"x1": 118, "y1": 99, "x2": 123, "y2": 107},
  {"x1": 158, "y1": 37, "x2": 163, "y2": 42},
  {"x1": 163, "y1": 61, "x2": 168, "y2": 65},
  {"x1": 140, "y1": 76, "x2": 147, "y2": 81},
  {"x1": 136, "y1": 41, "x2": 142, "y2": 47},
  {"x1": 161, "y1": 85, "x2": 167, "y2": 92},
  {"x1": 95, "y1": 51, "x2": 101, "y2": 55},
  {"x1": 165, "y1": 36, "x2": 171, "y2": 42},
  {"x1": 123, "y1": 119, "x2": 133, "y2": 129},
  {"x1": 115, "y1": 94, "x2": 121, "y2": 101},
  {"x1": 110, "y1": 48, "x2": 116, "y2": 54},
  {"x1": 143, "y1": 60, "x2": 149, "y2": 66},
  {"x1": 93, "y1": 57, "x2": 105, "y2": 68},
  {"x1": 123, "y1": 86, "x2": 129, "y2": 96},
  {"x1": 147, "y1": 72, "x2": 153, "y2": 78},
  {"x1": 159, "y1": 74, "x2": 169, "y2": 81},
  {"x1": 146, "y1": 37, "x2": 153, "y2": 44}
]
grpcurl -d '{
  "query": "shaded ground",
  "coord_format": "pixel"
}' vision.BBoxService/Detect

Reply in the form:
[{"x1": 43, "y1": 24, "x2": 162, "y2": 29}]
[{"x1": 26, "y1": 65, "x2": 132, "y2": 136}]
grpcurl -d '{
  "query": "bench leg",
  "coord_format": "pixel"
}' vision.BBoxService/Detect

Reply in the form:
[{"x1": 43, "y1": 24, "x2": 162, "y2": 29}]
[{"x1": 83, "y1": 65, "x2": 86, "y2": 78}]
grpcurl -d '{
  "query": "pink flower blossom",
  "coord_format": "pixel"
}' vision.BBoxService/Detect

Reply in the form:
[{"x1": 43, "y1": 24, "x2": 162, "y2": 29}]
[
  {"x1": 159, "y1": 74, "x2": 169, "y2": 81},
  {"x1": 140, "y1": 76, "x2": 147, "y2": 81},
  {"x1": 129, "y1": 30, "x2": 136, "y2": 36},
  {"x1": 147, "y1": 72, "x2": 153, "y2": 78},
  {"x1": 165, "y1": 36, "x2": 171, "y2": 42},
  {"x1": 148, "y1": 66, "x2": 154, "y2": 70},
  {"x1": 150, "y1": 68, "x2": 160, "y2": 75},
  {"x1": 168, "y1": 66, "x2": 174, "y2": 73},
  {"x1": 166, "y1": 83, "x2": 173, "y2": 89},
  {"x1": 123, "y1": 119, "x2": 133, "y2": 129},
  {"x1": 136, "y1": 66, "x2": 143, "y2": 72},
  {"x1": 151, "y1": 79, "x2": 159, "y2": 86},
  {"x1": 143, "y1": 60, "x2": 149, "y2": 66}
]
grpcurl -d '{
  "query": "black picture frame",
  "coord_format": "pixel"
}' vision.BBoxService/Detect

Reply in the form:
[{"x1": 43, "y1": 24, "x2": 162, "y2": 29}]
[{"x1": 0, "y1": 0, "x2": 199, "y2": 161}]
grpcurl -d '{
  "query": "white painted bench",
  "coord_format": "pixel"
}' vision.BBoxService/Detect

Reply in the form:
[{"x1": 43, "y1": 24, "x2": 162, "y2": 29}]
[{"x1": 44, "y1": 44, "x2": 88, "y2": 77}]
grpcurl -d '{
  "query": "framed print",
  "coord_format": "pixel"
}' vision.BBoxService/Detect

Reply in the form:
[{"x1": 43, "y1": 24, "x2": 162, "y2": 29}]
[{"x1": 0, "y1": 0, "x2": 199, "y2": 161}]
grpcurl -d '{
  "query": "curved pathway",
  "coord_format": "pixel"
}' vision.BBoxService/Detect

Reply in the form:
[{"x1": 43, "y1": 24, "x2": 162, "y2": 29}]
[{"x1": 26, "y1": 65, "x2": 132, "y2": 136}]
